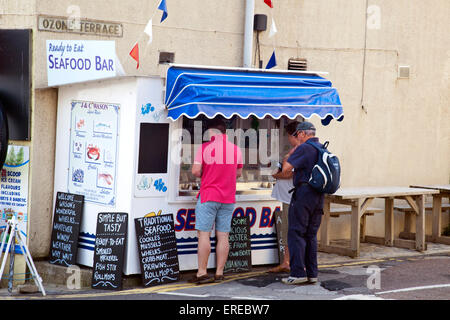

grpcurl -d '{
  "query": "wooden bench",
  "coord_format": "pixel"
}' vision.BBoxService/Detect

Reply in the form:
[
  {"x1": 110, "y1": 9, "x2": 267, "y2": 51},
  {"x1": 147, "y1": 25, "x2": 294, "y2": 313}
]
[
  {"x1": 330, "y1": 206, "x2": 383, "y2": 217},
  {"x1": 395, "y1": 202, "x2": 450, "y2": 242},
  {"x1": 328, "y1": 206, "x2": 383, "y2": 242},
  {"x1": 394, "y1": 202, "x2": 450, "y2": 213}
]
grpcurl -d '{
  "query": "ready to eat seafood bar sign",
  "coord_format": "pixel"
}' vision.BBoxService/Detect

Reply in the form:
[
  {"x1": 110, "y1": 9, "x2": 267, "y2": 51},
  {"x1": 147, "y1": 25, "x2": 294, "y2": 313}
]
[
  {"x1": 68, "y1": 100, "x2": 119, "y2": 206},
  {"x1": 46, "y1": 40, "x2": 116, "y2": 86}
]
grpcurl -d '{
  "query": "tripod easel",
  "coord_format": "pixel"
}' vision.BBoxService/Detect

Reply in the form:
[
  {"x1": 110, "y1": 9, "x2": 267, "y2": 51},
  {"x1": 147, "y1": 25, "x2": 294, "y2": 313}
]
[{"x1": 0, "y1": 216, "x2": 46, "y2": 296}]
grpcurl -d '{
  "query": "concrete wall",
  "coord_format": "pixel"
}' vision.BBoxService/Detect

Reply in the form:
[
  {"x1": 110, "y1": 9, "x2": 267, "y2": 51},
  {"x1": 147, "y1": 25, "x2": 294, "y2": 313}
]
[
  {"x1": 0, "y1": 0, "x2": 449, "y2": 257},
  {"x1": 29, "y1": 88, "x2": 58, "y2": 256}
]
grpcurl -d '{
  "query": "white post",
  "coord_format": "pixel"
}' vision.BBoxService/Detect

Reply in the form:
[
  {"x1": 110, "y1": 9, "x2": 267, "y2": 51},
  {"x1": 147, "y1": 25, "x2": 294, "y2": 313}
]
[{"x1": 243, "y1": 0, "x2": 255, "y2": 68}]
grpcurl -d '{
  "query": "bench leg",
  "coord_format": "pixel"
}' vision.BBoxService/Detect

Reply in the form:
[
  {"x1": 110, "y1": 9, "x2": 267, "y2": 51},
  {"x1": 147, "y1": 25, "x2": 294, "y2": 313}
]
[
  {"x1": 432, "y1": 195, "x2": 442, "y2": 242},
  {"x1": 351, "y1": 199, "x2": 362, "y2": 257},
  {"x1": 320, "y1": 197, "x2": 331, "y2": 247},
  {"x1": 385, "y1": 198, "x2": 394, "y2": 246},
  {"x1": 415, "y1": 195, "x2": 426, "y2": 251},
  {"x1": 403, "y1": 212, "x2": 412, "y2": 233},
  {"x1": 360, "y1": 214, "x2": 367, "y2": 242}
]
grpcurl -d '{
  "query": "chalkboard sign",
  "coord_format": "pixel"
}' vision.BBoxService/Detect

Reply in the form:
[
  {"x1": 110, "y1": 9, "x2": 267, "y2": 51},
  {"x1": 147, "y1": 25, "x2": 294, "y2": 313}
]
[
  {"x1": 134, "y1": 214, "x2": 179, "y2": 287},
  {"x1": 274, "y1": 208, "x2": 288, "y2": 265},
  {"x1": 224, "y1": 215, "x2": 252, "y2": 273},
  {"x1": 91, "y1": 212, "x2": 128, "y2": 290},
  {"x1": 49, "y1": 192, "x2": 84, "y2": 267}
]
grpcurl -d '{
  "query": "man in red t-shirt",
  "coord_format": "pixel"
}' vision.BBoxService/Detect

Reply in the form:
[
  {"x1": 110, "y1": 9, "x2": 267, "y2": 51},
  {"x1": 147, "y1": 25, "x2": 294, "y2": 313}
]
[{"x1": 189, "y1": 117, "x2": 243, "y2": 284}]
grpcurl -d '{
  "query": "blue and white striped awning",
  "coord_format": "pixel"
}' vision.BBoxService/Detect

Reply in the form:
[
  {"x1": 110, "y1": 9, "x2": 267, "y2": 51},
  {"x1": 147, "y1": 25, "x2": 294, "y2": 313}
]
[{"x1": 165, "y1": 65, "x2": 344, "y2": 125}]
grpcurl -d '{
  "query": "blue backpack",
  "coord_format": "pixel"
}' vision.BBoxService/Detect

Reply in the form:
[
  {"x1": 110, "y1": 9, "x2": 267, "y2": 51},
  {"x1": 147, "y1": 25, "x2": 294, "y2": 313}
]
[{"x1": 305, "y1": 140, "x2": 341, "y2": 194}]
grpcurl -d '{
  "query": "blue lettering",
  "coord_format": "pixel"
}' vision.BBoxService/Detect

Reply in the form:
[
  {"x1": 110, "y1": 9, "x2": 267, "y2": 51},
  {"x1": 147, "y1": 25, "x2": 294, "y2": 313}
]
[
  {"x1": 233, "y1": 207, "x2": 245, "y2": 218},
  {"x1": 259, "y1": 207, "x2": 272, "y2": 228},
  {"x1": 185, "y1": 209, "x2": 196, "y2": 231},
  {"x1": 175, "y1": 209, "x2": 186, "y2": 232},
  {"x1": 95, "y1": 56, "x2": 101, "y2": 70},
  {"x1": 245, "y1": 207, "x2": 257, "y2": 227},
  {"x1": 48, "y1": 54, "x2": 54, "y2": 69}
]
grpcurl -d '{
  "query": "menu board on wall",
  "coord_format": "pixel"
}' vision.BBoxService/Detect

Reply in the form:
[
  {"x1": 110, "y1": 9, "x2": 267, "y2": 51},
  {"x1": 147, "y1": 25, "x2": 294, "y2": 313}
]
[
  {"x1": 91, "y1": 212, "x2": 128, "y2": 290},
  {"x1": 49, "y1": 192, "x2": 84, "y2": 267},
  {"x1": 68, "y1": 100, "x2": 119, "y2": 206},
  {"x1": 224, "y1": 216, "x2": 252, "y2": 274},
  {"x1": 134, "y1": 214, "x2": 179, "y2": 287}
]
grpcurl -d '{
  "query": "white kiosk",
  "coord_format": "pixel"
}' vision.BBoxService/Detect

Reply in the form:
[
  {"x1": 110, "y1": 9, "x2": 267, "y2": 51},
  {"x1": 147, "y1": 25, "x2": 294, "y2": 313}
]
[{"x1": 53, "y1": 65, "x2": 343, "y2": 275}]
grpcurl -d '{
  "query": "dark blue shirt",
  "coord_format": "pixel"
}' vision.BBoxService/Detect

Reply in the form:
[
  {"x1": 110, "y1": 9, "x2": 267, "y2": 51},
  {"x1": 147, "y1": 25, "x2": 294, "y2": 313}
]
[{"x1": 287, "y1": 137, "x2": 321, "y2": 187}]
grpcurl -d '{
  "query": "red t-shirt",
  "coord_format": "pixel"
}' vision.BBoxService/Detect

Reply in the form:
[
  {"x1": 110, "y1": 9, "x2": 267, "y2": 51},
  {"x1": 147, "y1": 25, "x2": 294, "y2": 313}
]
[{"x1": 194, "y1": 134, "x2": 243, "y2": 203}]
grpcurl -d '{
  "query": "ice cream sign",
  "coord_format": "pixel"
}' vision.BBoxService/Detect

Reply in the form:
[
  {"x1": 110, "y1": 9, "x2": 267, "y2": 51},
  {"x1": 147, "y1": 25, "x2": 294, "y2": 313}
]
[{"x1": 46, "y1": 40, "x2": 116, "y2": 86}]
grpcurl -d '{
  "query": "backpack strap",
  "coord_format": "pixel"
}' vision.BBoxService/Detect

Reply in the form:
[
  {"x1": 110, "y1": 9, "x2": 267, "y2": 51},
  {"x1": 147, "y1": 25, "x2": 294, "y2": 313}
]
[{"x1": 305, "y1": 139, "x2": 328, "y2": 150}]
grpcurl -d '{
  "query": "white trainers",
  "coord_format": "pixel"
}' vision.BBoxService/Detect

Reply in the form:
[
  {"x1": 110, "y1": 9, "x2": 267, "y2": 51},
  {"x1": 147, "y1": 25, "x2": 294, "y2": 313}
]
[
  {"x1": 282, "y1": 276, "x2": 308, "y2": 285},
  {"x1": 308, "y1": 277, "x2": 318, "y2": 284}
]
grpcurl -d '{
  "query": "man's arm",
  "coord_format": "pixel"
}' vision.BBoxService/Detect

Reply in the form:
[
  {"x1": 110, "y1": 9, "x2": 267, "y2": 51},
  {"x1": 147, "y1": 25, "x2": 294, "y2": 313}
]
[
  {"x1": 236, "y1": 167, "x2": 243, "y2": 178},
  {"x1": 192, "y1": 163, "x2": 202, "y2": 178},
  {"x1": 276, "y1": 160, "x2": 294, "y2": 179}
]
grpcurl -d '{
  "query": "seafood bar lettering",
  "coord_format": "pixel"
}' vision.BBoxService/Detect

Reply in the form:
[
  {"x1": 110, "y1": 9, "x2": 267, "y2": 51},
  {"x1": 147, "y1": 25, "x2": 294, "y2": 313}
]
[
  {"x1": 48, "y1": 55, "x2": 113, "y2": 72},
  {"x1": 175, "y1": 206, "x2": 280, "y2": 232}
]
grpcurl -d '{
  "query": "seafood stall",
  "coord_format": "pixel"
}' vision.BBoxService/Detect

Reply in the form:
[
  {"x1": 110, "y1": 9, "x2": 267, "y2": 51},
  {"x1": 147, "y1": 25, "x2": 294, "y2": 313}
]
[{"x1": 52, "y1": 65, "x2": 343, "y2": 274}]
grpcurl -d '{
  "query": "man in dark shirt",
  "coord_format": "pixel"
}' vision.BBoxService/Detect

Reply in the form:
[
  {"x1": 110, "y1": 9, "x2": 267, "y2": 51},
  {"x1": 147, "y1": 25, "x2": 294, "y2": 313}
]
[{"x1": 276, "y1": 121, "x2": 324, "y2": 285}]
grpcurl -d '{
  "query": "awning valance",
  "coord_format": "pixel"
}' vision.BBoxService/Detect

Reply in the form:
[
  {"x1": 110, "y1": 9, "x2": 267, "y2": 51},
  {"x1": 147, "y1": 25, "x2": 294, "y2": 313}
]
[{"x1": 165, "y1": 66, "x2": 343, "y2": 125}]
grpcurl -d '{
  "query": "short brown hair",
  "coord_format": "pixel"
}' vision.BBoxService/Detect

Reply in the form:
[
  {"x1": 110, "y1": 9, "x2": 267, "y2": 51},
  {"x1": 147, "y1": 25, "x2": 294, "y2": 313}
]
[
  {"x1": 284, "y1": 121, "x2": 300, "y2": 135},
  {"x1": 207, "y1": 116, "x2": 226, "y2": 134}
]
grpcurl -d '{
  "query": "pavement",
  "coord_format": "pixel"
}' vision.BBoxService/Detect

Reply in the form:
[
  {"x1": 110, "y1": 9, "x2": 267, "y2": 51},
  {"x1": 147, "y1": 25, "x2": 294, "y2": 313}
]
[{"x1": 1, "y1": 240, "x2": 450, "y2": 300}]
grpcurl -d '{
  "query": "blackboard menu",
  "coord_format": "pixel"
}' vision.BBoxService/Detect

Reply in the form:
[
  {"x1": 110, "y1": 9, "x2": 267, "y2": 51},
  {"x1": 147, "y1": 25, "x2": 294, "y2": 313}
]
[
  {"x1": 49, "y1": 192, "x2": 84, "y2": 267},
  {"x1": 134, "y1": 214, "x2": 179, "y2": 287},
  {"x1": 91, "y1": 212, "x2": 128, "y2": 290},
  {"x1": 274, "y1": 208, "x2": 288, "y2": 265},
  {"x1": 224, "y1": 216, "x2": 252, "y2": 273}
]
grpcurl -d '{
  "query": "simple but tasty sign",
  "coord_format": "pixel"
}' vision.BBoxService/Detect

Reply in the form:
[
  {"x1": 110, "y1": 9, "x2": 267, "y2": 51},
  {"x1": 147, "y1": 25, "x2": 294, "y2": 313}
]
[
  {"x1": 134, "y1": 214, "x2": 180, "y2": 287},
  {"x1": 92, "y1": 212, "x2": 128, "y2": 290},
  {"x1": 46, "y1": 40, "x2": 116, "y2": 86},
  {"x1": 68, "y1": 100, "x2": 119, "y2": 206},
  {"x1": 224, "y1": 216, "x2": 252, "y2": 273},
  {"x1": 49, "y1": 192, "x2": 84, "y2": 267},
  {"x1": 38, "y1": 15, "x2": 123, "y2": 37}
]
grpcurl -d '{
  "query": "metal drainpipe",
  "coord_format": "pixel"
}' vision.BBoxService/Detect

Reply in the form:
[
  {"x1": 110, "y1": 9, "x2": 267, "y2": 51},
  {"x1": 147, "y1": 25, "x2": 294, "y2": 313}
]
[{"x1": 243, "y1": 0, "x2": 255, "y2": 68}]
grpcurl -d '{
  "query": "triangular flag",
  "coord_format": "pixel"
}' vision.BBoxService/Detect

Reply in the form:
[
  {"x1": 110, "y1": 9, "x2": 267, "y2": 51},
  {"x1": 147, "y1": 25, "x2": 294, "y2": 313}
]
[
  {"x1": 264, "y1": 0, "x2": 273, "y2": 8},
  {"x1": 158, "y1": 0, "x2": 168, "y2": 23},
  {"x1": 129, "y1": 42, "x2": 139, "y2": 69},
  {"x1": 266, "y1": 50, "x2": 277, "y2": 69},
  {"x1": 144, "y1": 19, "x2": 153, "y2": 44},
  {"x1": 269, "y1": 17, "x2": 277, "y2": 38}
]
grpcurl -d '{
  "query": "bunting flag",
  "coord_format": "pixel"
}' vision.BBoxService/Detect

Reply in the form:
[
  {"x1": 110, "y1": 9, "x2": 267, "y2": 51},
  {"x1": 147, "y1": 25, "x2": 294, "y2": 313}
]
[
  {"x1": 269, "y1": 17, "x2": 277, "y2": 38},
  {"x1": 144, "y1": 19, "x2": 153, "y2": 44},
  {"x1": 265, "y1": 50, "x2": 277, "y2": 69},
  {"x1": 158, "y1": 0, "x2": 168, "y2": 23},
  {"x1": 129, "y1": 42, "x2": 139, "y2": 69},
  {"x1": 264, "y1": 0, "x2": 273, "y2": 8}
]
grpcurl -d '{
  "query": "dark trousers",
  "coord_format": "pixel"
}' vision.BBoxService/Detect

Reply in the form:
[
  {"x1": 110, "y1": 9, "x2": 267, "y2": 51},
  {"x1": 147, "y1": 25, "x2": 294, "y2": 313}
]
[{"x1": 288, "y1": 186, "x2": 323, "y2": 278}]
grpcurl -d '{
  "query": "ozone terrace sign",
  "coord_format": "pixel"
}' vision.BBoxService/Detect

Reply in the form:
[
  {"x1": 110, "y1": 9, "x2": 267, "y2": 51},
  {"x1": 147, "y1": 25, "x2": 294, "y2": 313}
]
[{"x1": 38, "y1": 15, "x2": 123, "y2": 38}]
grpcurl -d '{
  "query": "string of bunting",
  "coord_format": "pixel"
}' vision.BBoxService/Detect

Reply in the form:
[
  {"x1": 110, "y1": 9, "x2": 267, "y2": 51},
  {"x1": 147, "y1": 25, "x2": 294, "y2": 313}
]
[
  {"x1": 264, "y1": 0, "x2": 277, "y2": 69},
  {"x1": 129, "y1": 0, "x2": 168, "y2": 69},
  {"x1": 129, "y1": 0, "x2": 278, "y2": 69}
]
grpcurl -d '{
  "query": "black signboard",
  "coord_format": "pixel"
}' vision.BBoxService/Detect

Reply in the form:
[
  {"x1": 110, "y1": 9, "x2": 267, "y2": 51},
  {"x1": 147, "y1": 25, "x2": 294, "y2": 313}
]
[
  {"x1": 224, "y1": 215, "x2": 252, "y2": 273},
  {"x1": 49, "y1": 192, "x2": 84, "y2": 267},
  {"x1": 134, "y1": 214, "x2": 179, "y2": 287},
  {"x1": 0, "y1": 29, "x2": 31, "y2": 140},
  {"x1": 138, "y1": 123, "x2": 169, "y2": 174},
  {"x1": 274, "y1": 208, "x2": 288, "y2": 265},
  {"x1": 92, "y1": 212, "x2": 128, "y2": 290}
]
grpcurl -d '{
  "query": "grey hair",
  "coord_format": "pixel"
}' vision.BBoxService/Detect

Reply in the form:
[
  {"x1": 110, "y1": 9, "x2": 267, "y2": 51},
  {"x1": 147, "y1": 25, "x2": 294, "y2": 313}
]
[{"x1": 300, "y1": 129, "x2": 316, "y2": 137}]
